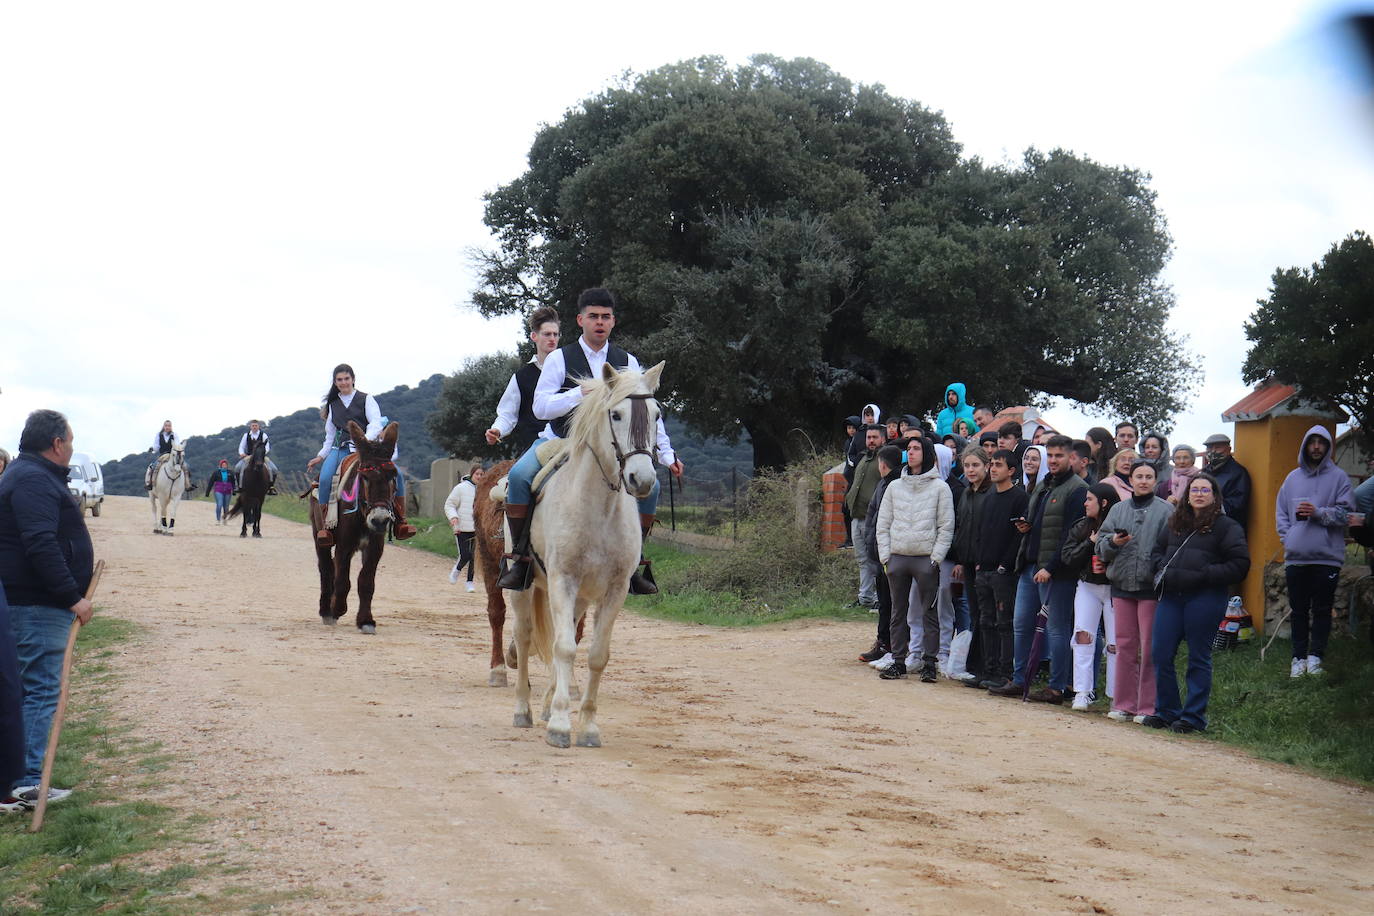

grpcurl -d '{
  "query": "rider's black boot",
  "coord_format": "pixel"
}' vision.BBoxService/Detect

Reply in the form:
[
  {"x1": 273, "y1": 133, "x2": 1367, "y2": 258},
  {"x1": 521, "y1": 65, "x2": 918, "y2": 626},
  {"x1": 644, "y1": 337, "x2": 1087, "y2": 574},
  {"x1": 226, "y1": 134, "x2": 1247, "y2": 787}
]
[
  {"x1": 629, "y1": 514, "x2": 658, "y2": 596},
  {"x1": 496, "y1": 505, "x2": 533, "y2": 591},
  {"x1": 268, "y1": 474, "x2": 278, "y2": 496}
]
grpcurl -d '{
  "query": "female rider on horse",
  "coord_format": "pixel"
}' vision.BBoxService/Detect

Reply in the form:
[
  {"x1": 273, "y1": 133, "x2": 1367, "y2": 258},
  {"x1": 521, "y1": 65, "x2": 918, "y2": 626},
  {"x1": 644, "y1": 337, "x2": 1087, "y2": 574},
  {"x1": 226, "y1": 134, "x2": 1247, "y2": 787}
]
[
  {"x1": 145, "y1": 420, "x2": 197, "y2": 493},
  {"x1": 306, "y1": 364, "x2": 416, "y2": 546}
]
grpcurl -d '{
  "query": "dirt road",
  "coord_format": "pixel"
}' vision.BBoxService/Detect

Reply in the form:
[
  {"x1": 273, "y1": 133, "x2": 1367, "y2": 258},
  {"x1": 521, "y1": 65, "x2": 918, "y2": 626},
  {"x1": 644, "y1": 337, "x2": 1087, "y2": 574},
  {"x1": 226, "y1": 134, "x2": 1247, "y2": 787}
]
[{"x1": 87, "y1": 496, "x2": 1371, "y2": 914}]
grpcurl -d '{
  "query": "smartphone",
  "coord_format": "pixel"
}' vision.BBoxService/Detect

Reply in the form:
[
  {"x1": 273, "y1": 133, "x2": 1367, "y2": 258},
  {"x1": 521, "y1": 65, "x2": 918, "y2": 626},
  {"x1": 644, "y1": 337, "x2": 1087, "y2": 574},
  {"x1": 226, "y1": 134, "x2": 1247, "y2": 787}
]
[
  {"x1": 1012, "y1": 517, "x2": 1027, "y2": 524},
  {"x1": 1114, "y1": 528, "x2": 1129, "y2": 536}
]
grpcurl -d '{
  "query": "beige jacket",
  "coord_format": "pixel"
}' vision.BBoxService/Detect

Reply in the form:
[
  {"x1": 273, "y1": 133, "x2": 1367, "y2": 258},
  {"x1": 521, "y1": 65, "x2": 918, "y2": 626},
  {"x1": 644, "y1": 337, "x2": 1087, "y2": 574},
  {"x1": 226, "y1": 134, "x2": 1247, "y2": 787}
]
[{"x1": 876, "y1": 465, "x2": 955, "y2": 565}]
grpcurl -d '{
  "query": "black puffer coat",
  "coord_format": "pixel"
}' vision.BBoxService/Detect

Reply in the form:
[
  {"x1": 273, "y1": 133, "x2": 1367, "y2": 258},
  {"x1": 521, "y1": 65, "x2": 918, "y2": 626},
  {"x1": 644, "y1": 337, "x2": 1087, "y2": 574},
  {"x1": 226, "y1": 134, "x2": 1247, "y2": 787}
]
[{"x1": 1151, "y1": 514, "x2": 1250, "y2": 593}]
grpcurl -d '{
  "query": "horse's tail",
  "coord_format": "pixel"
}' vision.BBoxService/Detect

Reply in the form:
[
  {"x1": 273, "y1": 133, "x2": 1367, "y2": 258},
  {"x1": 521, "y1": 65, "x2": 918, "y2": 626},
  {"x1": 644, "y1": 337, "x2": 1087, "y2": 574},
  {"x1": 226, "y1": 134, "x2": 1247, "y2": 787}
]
[
  {"x1": 226, "y1": 496, "x2": 243, "y2": 519},
  {"x1": 528, "y1": 590, "x2": 554, "y2": 666}
]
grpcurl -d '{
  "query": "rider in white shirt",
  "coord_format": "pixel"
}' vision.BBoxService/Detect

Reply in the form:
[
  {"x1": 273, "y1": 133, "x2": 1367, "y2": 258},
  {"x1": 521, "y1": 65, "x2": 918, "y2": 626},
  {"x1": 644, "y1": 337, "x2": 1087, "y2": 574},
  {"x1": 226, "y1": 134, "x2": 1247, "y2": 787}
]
[{"x1": 234, "y1": 420, "x2": 280, "y2": 494}]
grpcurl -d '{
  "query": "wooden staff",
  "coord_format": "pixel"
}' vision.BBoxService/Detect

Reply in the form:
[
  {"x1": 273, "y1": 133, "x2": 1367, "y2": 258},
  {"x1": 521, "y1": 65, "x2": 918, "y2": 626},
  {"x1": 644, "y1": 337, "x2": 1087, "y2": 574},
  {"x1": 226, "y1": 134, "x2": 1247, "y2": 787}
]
[{"x1": 29, "y1": 558, "x2": 104, "y2": 832}]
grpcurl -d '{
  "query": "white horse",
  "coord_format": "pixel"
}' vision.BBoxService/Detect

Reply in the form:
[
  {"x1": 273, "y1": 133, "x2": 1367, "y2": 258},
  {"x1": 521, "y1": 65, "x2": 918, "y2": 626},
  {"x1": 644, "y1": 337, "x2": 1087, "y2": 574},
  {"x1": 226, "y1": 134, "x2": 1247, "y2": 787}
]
[
  {"x1": 150, "y1": 442, "x2": 190, "y2": 534},
  {"x1": 505, "y1": 361, "x2": 663, "y2": 748}
]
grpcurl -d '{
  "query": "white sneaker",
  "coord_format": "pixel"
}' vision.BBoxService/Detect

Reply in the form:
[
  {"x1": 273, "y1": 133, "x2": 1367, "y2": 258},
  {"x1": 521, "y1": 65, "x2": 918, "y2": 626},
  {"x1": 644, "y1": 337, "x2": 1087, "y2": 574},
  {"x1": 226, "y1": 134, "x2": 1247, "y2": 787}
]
[
  {"x1": 869, "y1": 652, "x2": 894, "y2": 670},
  {"x1": 1290, "y1": 657, "x2": 1307, "y2": 678},
  {"x1": 465, "y1": 581, "x2": 475, "y2": 593},
  {"x1": 1106, "y1": 709, "x2": 1132, "y2": 722},
  {"x1": 1133, "y1": 715, "x2": 1148, "y2": 725},
  {"x1": 12, "y1": 785, "x2": 72, "y2": 808},
  {"x1": 448, "y1": 567, "x2": 460, "y2": 585},
  {"x1": 1306, "y1": 655, "x2": 1323, "y2": 676},
  {"x1": 1071, "y1": 694, "x2": 1090, "y2": 711}
]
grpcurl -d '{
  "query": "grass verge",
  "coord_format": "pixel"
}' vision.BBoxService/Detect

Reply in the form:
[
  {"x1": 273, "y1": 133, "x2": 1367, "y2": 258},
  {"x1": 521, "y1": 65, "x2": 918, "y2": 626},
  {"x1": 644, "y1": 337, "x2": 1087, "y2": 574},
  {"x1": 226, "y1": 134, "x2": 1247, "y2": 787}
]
[
  {"x1": 1202, "y1": 631, "x2": 1374, "y2": 785},
  {"x1": 627, "y1": 542, "x2": 869, "y2": 627},
  {"x1": 0, "y1": 616, "x2": 303, "y2": 913}
]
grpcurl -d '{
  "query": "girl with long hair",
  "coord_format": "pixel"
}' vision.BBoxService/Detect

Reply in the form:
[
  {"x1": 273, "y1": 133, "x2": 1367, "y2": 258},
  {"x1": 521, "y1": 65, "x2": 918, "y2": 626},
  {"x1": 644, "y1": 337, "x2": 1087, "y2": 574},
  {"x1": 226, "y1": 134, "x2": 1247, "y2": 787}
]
[
  {"x1": 1060, "y1": 483, "x2": 1123, "y2": 710},
  {"x1": 1146, "y1": 472, "x2": 1250, "y2": 732}
]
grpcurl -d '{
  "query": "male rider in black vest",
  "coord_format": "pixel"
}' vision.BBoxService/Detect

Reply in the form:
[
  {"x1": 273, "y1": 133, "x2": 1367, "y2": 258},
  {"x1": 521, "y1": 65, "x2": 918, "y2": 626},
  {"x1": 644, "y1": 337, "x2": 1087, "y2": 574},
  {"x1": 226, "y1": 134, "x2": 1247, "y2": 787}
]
[
  {"x1": 234, "y1": 420, "x2": 280, "y2": 495},
  {"x1": 485, "y1": 306, "x2": 561, "y2": 453},
  {"x1": 144, "y1": 420, "x2": 197, "y2": 492},
  {"x1": 497, "y1": 288, "x2": 683, "y2": 593}
]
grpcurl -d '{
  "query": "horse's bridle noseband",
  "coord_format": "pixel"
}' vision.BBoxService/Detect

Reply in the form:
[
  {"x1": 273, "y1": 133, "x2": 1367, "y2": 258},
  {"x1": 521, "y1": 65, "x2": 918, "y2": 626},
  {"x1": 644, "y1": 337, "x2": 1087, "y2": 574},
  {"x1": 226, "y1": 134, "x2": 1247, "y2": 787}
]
[
  {"x1": 598, "y1": 393, "x2": 657, "y2": 493},
  {"x1": 358, "y1": 459, "x2": 397, "y2": 513}
]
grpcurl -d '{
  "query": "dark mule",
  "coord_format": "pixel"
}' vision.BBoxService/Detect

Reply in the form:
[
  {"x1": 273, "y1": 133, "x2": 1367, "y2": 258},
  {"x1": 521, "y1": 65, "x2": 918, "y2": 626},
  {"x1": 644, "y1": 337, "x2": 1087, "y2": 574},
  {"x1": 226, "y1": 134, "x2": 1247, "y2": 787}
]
[
  {"x1": 307, "y1": 420, "x2": 400, "y2": 634},
  {"x1": 228, "y1": 442, "x2": 269, "y2": 538},
  {"x1": 473, "y1": 458, "x2": 584, "y2": 687}
]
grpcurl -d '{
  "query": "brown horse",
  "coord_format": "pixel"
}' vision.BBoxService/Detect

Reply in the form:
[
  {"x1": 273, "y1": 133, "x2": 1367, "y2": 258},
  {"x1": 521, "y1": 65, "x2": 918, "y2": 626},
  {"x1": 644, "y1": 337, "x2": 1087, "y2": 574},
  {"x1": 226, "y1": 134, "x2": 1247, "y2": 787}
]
[
  {"x1": 227, "y1": 441, "x2": 269, "y2": 538},
  {"x1": 473, "y1": 458, "x2": 584, "y2": 687},
  {"x1": 307, "y1": 420, "x2": 400, "y2": 634}
]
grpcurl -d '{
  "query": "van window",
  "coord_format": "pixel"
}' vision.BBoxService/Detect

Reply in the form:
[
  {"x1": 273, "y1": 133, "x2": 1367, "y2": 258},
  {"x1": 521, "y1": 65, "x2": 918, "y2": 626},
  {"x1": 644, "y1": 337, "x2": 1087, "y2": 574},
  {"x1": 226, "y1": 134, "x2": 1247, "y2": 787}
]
[{"x1": 68, "y1": 466, "x2": 86, "y2": 481}]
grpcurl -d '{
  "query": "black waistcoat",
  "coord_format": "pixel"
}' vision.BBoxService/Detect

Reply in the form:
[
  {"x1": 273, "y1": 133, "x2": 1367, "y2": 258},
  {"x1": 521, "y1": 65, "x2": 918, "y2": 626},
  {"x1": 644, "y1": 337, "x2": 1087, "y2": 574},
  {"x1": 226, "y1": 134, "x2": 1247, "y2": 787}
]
[
  {"x1": 552, "y1": 343, "x2": 629, "y2": 438},
  {"x1": 328, "y1": 391, "x2": 369, "y2": 449},
  {"x1": 512, "y1": 363, "x2": 544, "y2": 451},
  {"x1": 157, "y1": 432, "x2": 175, "y2": 455}
]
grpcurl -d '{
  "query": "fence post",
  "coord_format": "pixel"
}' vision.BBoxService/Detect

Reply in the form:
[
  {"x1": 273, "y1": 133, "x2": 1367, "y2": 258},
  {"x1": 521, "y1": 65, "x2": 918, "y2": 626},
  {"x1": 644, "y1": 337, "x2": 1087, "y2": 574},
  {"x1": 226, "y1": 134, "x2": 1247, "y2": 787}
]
[
  {"x1": 669, "y1": 471, "x2": 676, "y2": 531},
  {"x1": 731, "y1": 467, "x2": 737, "y2": 542}
]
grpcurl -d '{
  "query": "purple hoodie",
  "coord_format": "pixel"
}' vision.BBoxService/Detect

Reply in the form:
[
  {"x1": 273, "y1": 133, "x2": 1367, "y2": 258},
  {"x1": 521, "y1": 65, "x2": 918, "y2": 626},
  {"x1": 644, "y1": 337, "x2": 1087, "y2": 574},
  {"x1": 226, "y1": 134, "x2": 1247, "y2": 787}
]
[{"x1": 1276, "y1": 426, "x2": 1354, "y2": 567}]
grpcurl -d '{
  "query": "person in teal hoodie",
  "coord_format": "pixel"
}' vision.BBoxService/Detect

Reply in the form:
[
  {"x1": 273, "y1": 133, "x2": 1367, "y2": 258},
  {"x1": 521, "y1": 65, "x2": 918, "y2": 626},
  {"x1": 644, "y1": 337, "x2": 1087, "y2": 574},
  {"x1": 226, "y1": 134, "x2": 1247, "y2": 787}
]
[{"x1": 935, "y1": 383, "x2": 976, "y2": 437}]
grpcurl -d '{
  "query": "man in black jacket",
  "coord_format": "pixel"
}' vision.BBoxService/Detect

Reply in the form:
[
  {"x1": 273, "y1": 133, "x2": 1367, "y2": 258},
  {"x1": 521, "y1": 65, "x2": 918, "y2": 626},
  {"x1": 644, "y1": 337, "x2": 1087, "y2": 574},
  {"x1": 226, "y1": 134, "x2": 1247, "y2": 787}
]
[
  {"x1": 1204, "y1": 433, "x2": 1251, "y2": 531},
  {"x1": 0, "y1": 409, "x2": 94, "y2": 811},
  {"x1": 972, "y1": 450, "x2": 1028, "y2": 689},
  {"x1": 857, "y1": 446, "x2": 903, "y2": 665}
]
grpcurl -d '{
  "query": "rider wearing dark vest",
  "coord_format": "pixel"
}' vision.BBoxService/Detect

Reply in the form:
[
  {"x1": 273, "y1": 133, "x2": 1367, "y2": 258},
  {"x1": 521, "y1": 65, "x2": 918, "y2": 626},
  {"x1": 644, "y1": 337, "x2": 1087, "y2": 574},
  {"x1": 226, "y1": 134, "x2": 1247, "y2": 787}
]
[
  {"x1": 512, "y1": 362, "x2": 546, "y2": 452},
  {"x1": 146, "y1": 423, "x2": 196, "y2": 492},
  {"x1": 550, "y1": 343, "x2": 630, "y2": 439},
  {"x1": 329, "y1": 390, "x2": 370, "y2": 443},
  {"x1": 157, "y1": 432, "x2": 175, "y2": 455},
  {"x1": 236, "y1": 424, "x2": 280, "y2": 494}
]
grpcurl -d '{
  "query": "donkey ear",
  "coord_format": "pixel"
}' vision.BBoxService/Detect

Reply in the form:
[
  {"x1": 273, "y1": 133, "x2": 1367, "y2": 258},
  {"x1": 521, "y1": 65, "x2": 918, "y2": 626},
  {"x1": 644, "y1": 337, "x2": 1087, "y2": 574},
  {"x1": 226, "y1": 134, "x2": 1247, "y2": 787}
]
[
  {"x1": 347, "y1": 420, "x2": 367, "y2": 449},
  {"x1": 601, "y1": 362, "x2": 618, "y2": 382},
  {"x1": 642, "y1": 361, "x2": 665, "y2": 392},
  {"x1": 380, "y1": 421, "x2": 399, "y2": 450}
]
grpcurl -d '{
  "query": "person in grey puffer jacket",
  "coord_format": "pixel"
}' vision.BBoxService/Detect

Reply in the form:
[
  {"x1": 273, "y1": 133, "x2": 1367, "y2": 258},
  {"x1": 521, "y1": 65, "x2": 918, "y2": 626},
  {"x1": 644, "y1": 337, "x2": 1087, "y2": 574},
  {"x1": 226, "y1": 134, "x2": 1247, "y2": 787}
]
[
  {"x1": 876, "y1": 436, "x2": 954, "y2": 682},
  {"x1": 1276, "y1": 426, "x2": 1354, "y2": 677},
  {"x1": 1097, "y1": 460, "x2": 1174, "y2": 720}
]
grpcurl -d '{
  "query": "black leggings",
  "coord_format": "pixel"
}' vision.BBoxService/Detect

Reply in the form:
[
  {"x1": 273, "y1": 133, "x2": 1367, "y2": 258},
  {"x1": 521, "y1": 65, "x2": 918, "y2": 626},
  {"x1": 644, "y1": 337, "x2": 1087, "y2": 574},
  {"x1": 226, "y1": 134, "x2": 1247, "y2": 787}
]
[{"x1": 454, "y1": 532, "x2": 475, "y2": 581}]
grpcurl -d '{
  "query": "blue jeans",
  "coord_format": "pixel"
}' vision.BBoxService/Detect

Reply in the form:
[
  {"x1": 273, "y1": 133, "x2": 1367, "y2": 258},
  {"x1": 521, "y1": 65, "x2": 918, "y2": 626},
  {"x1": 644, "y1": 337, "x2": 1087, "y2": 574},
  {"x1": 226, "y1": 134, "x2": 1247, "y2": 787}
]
[
  {"x1": 0, "y1": 584, "x2": 24, "y2": 793},
  {"x1": 1011, "y1": 570, "x2": 1076, "y2": 690},
  {"x1": 9, "y1": 603, "x2": 74, "y2": 789},
  {"x1": 318, "y1": 446, "x2": 404, "y2": 505},
  {"x1": 506, "y1": 441, "x2": 660, "y2": 516},
  {"x1": 1152, "y1": 587, "x2": 1227, "y2": 730},
  {"x1": 213, "y1": 491, "x2": 231, "y2": 520}
]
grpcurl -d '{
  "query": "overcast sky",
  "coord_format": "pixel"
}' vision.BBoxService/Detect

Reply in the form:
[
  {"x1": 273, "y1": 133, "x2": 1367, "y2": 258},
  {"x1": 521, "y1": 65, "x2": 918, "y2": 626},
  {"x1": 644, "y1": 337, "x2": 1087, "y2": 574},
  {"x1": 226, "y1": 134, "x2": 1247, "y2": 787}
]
[{"x1": 2, "y1": 1, "x2": 1370, "y2": 466}]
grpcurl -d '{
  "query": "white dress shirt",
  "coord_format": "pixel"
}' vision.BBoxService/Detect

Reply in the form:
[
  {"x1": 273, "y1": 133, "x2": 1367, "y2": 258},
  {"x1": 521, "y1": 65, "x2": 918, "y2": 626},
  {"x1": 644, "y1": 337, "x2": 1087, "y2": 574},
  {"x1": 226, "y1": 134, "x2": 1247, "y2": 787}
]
[
  {"x1": 239, "y1": 432, "x2": 271, "y2": 455},
  {"x1": 532, "y1": 337, "x2": 675, "y2": 465},
  {"x1": 490, "y1": 355, "x2": 539, "y2": 438},
  {"x1": 317, "y1": 391, "x2": 387, "y2": 458}
]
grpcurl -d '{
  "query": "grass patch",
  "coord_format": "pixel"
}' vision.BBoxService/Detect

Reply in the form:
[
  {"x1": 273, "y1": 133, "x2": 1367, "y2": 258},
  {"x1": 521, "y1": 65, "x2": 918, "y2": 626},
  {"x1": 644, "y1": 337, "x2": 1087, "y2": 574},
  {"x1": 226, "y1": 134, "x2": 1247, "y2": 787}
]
[
  {"x1": 628, "y1": 541, "x2": 869, "y2": 627},
  {"x1": 0, "y1": 616, "x2": 309, "y2": 913},
  {"x1": 1201, "y1": 631, "x2": 1374, "y2": 785}
]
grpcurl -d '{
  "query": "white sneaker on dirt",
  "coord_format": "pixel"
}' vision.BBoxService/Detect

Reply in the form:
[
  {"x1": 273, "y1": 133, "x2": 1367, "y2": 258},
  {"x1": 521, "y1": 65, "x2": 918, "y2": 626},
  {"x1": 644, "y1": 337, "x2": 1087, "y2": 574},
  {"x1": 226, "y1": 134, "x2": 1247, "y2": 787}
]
[
  {"x1": 465, "y1": 581, "x2": 475, "y2": 593},
  {"x1": 1306, "y1": 655, "x2": 1323, "y2": 675},
  {"x1": 869, "y1": 653, "x2": 894, "y2": 670},
  {"x1": 1290, "y1": 657, "x2": 1306, "y2": 678},
  {"x1": 448, "y1": 566, "x2": 460, "y2": 585},
  {"x1": 1133, "y1": 715, "x2": 1148, "y2": 725},
  {"x1": 1071, "y1": 694, "x2": 1090, "y2": 711},
  {"x1": 1106, "y1": 710, "x2": 1132, "y2": 722}
]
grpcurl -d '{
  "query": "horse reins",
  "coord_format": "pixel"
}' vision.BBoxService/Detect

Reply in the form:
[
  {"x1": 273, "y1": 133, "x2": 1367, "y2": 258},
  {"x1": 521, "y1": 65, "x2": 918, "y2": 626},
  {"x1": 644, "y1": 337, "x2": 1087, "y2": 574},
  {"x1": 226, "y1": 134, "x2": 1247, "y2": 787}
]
[{"x1": 596, "y1": 394, "x2": 656, "y2": 493}]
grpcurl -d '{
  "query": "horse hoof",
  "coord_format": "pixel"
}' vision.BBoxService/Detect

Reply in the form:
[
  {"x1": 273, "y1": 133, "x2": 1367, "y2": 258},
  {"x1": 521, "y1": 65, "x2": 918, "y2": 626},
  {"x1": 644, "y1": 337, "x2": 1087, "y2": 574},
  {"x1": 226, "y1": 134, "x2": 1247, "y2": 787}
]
[
  {"x1": 252, "y1": 532, "x2": 262, "y2": 538},
  {"x1": 576, "y1": 731, "x2": 601, "y2": 748},
  {"x1": 321, "y1": 616, "x2": 337, "y2": 627},
  {"x1": 513, "y1": 712, "x2": 533, "y2": 728},
  {"x1": 546, "y1": 729, "x2": 571, "y2": 748},
  {"x1": 488, "y1": 667, "x2": 508, "y2": 688},
  {"x1": 240, "y1": 531, "x2": 247, "y2": 538},
  {"x1": 359, "y1": 624, "x2": 376, "y2": 635}
]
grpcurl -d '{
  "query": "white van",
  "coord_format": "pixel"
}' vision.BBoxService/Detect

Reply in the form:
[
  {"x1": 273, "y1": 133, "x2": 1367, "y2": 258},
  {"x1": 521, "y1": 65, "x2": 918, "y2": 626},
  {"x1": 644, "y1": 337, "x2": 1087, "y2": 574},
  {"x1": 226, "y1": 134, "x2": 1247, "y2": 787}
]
[{"x1": 67, "y1": 452, "x2": 105, "y2": 517}]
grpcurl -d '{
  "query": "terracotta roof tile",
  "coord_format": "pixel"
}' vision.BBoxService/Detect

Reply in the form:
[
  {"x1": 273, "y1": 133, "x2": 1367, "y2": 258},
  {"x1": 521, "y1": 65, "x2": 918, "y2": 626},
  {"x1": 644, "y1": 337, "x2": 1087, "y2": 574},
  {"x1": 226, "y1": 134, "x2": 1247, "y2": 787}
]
[{"x1": 1220, "y1": 382, "x2": 1298, "y2": 422}]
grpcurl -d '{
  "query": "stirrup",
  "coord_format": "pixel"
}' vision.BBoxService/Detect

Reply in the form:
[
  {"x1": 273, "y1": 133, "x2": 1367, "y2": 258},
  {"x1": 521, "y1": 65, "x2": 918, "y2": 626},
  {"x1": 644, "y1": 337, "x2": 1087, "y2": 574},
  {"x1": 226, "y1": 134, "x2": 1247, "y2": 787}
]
[
  {"x1": 497, "y1": 554, "x2": 533, "y2": 591},
  {"x1": 629, "y1": 558, "x2": 658, "y2": 596}
]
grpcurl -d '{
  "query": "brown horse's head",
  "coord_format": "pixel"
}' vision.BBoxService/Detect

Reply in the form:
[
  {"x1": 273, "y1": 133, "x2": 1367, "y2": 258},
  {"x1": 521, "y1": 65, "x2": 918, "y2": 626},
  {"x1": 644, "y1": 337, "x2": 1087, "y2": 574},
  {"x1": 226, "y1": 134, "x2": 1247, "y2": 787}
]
[{"x1": 348, "y1": 420, "x2": 400, "y2": 533}]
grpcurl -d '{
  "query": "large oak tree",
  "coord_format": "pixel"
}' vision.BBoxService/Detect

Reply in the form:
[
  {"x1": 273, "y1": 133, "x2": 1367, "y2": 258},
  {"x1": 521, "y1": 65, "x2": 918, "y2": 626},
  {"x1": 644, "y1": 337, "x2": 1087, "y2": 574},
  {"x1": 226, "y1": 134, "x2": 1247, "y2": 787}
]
[{"x1": 471, "y1": 55, "x2": 1198, "y2": 470}]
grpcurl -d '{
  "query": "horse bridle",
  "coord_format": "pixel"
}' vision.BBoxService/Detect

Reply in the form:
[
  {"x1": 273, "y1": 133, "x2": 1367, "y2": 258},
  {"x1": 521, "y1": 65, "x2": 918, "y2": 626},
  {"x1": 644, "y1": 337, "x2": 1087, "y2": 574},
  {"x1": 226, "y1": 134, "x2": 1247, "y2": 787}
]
[
  {"x1": 357, "y1": 459, "x2": 398, "y2": 513},
  {"x1": 596, "y1": 393, "x2": 657, "y2": 493}
]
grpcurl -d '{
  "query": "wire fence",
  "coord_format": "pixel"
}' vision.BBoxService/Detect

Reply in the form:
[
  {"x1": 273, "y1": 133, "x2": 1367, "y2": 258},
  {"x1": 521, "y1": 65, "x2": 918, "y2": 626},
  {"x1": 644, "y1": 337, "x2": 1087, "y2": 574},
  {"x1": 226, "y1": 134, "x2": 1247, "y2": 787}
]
[{"x1": 658, "y1": 468, "x2": 748, "y2": 540}]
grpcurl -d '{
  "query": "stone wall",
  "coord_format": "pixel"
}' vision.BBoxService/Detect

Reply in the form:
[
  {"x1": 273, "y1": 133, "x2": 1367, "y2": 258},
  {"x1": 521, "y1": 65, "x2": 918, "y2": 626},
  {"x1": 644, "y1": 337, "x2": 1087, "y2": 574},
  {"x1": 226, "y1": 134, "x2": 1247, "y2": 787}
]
[{"x1": 1262, "y1": 560, "x2": 1374, "y2": 636}]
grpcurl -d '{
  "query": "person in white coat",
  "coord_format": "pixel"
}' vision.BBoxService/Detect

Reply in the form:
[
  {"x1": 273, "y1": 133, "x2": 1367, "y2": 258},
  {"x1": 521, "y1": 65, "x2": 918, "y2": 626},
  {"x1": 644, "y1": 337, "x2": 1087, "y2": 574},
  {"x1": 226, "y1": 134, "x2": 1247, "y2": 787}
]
[
  {"x1": 444, "y1": 466, "x2": 485, "y2": 590},
  {"x1": 875, "y1": 436, "x2": 954, "y2": 682}
]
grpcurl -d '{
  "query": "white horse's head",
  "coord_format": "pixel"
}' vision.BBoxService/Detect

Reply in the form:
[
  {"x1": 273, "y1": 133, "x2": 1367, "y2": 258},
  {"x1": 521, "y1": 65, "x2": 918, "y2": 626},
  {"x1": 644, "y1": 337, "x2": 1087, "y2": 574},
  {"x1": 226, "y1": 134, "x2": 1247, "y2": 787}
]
[
  {"x1": 170, "y1": 442, "x2": 186, "y2": 468},
  {"x1": 568, "y1": 361, "x2": 664, "y2": 500}
]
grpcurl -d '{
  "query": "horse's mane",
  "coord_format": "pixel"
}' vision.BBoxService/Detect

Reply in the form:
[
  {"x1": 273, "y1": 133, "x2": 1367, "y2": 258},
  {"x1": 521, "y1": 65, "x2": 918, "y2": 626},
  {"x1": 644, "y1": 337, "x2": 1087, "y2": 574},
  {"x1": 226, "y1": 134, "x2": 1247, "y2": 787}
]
[{"x1": 565, "y1": 366, "x2": 654, "y2": 453}]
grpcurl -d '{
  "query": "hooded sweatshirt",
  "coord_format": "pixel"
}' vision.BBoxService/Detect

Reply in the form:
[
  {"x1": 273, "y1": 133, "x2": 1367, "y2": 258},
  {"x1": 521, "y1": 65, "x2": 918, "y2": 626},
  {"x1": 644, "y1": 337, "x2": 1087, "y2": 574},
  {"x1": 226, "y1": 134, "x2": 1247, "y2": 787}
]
[
  {"x1": 846, "y1": 403, "x2": 882, "y2": 469},
  {"x1": 1276, "y1": 426, "x2": 1354, "y2": 567},
  {"x1": 935, "y1": 383, "x2": 977, "y2": 437}
]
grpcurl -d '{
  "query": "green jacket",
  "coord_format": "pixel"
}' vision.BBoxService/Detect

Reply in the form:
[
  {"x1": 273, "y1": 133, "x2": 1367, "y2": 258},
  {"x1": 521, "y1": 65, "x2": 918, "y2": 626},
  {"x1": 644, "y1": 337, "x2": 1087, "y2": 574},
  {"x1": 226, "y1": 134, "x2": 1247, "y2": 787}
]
[{"x1": 846, "y1": 452, "x2": 882, "y2": 520}]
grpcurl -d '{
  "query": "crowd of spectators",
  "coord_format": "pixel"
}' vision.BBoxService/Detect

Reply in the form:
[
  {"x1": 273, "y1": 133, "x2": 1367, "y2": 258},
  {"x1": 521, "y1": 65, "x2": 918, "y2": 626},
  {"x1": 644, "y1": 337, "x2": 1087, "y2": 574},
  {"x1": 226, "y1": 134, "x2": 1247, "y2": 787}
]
[{"x1": 841, "y1": 384, "x2": 1365, "y2": 735}]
